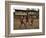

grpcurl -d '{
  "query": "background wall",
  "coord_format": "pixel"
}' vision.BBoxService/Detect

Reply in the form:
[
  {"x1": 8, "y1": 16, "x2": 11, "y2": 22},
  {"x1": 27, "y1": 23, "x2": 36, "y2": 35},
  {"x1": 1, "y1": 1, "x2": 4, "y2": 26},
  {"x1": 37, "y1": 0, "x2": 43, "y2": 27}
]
[{"x1": 0, "y1": 0, "x2": 46, "y2": 38}]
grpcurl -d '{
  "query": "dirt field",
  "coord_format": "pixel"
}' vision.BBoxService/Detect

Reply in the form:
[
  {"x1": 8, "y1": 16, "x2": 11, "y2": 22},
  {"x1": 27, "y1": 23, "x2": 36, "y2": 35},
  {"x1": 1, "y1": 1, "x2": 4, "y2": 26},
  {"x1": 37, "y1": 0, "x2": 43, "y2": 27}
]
[{"x1": 14, "y1": 15, "x2": 39, "y2": 29}]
